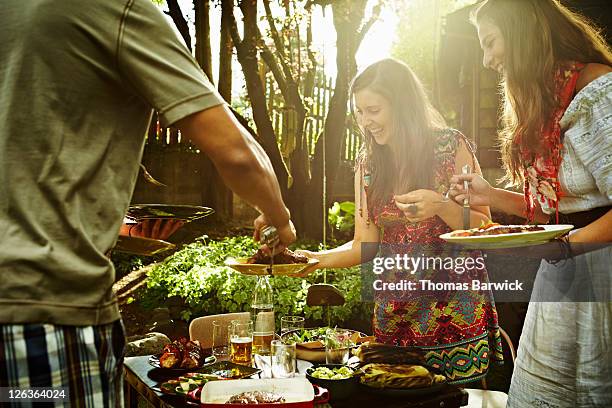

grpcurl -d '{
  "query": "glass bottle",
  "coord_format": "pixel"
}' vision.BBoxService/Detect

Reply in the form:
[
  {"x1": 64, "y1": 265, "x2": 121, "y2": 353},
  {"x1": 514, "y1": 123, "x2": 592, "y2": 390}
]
[{"x1": 251, "y1": 276, "x2": 275, "y2": 355}]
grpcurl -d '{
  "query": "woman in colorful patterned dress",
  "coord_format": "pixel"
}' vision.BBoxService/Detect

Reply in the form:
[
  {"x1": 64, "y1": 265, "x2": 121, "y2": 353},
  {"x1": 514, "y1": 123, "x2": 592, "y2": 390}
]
[
  {"x1": 298, "y1": 58, "x2": 503, "y2": 384},
  {"x1": 450, "y1": 0, "x2": 611, "y2": 406}
]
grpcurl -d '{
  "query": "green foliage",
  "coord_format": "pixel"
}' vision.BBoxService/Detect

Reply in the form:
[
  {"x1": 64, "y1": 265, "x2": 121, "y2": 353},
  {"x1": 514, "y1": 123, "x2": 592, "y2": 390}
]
[
  {"x1": 143, "y1": 236, "x2": 370, "y2": 326},
  {"x1": 111, "y1": 253, "x2": 144, "y2": 279},
  {"x1": 328, "y1": 201, "x2": 356, "y2": 233}
]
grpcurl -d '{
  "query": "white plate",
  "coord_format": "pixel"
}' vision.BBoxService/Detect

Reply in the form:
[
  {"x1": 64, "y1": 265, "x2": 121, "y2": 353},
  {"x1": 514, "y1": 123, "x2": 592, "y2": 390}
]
[{"x1": 439, "y1": 224, "x2": 574, "y2": 249}]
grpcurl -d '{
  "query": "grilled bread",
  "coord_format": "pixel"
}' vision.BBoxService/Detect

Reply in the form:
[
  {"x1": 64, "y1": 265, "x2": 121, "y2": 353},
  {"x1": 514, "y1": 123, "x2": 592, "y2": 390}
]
[{"x1": 359, "y1": 363, "x2": 446, "y2": 389}]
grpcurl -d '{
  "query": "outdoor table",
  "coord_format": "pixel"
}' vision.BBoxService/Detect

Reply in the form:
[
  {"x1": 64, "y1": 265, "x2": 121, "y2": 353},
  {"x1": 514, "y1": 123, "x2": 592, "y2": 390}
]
[{"x1": 123, "y1": 355, "x2": 469, "y2": 408}]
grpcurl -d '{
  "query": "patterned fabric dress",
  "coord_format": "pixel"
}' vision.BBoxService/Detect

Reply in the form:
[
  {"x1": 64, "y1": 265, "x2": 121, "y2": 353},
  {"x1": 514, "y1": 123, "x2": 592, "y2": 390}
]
[{"x1": 366, "y1": 129, "x2": 503, "y2": 384}]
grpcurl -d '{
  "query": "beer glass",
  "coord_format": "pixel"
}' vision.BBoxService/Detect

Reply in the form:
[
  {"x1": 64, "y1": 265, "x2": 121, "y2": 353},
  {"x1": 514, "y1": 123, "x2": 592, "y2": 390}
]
[{"x1": 230, "y1": 321, "x2": 253, "y2": 365}]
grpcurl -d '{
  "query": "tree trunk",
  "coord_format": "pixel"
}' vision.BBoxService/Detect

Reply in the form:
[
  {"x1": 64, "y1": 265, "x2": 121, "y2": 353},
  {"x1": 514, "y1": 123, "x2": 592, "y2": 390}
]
[
  {"x1": 166, "y1": 0, "x2": 192, "y2": 51},
  {"x1": 194, "y1": 0, "x2": 213, "y2": 81},
  {"x1": 218, "y1": 0, "x2": 233, "y2": 101},
  {"x1": 193, "y1": 0, "x2": 231, "y2": 216},
  {"x1": 305, "y1": 0, "x2": 368, "y2": 239},
  {"x1": 228, "y1": 0, "x2": 290, "y2": 195}
]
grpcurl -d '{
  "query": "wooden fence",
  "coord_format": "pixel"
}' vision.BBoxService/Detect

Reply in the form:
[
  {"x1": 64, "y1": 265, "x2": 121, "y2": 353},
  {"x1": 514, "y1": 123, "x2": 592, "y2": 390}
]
[
  {"x1": 145, "y1": 76, "x2": 361, "y2": 163},
  {"x1": 266, "y1": 75, "x2": 361, "y2": 162}
]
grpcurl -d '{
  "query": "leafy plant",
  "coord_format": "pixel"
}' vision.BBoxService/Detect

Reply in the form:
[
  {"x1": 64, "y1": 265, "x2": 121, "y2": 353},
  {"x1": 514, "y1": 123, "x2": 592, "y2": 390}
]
[
  {"x1": 142, "y1": 236, "x2": 370, "y2": 326},
  {"x1": 328, "y1": 201, "x2": 355, "y2": 233}
]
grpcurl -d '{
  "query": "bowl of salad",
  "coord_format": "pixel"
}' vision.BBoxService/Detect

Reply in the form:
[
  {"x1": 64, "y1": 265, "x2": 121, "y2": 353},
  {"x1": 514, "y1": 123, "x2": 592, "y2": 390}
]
[
  {"x1": 305, "y1": 364, "x2": 358, "y2": 401},
  {"x1": 281, "y1": 327, "x2": 374, "y2": 362}
]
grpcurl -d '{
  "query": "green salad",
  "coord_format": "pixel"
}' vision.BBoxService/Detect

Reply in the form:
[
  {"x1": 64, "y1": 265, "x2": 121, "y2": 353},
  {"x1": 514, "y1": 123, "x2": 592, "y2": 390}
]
[
  {"x1": 310, "y1": 366, "x2": 354, "y2": 380},
  {"x1": 284, "y1": 327, "x2": 329, "y2": 344},
  {"x1": 284, "y1": 327, "x2": 354, "y2": 348}
]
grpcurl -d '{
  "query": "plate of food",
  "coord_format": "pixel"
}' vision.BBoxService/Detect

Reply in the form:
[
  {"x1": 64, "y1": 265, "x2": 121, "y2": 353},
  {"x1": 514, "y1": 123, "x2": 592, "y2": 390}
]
[
  {"x1": 114, "y1": 235, "x2": 175, "y2": 256},
  {"x1": 357, "y1": 363, "x2": 447, "y2": 397},
  {"x1": 126, "y1": 204, "x2": 214, "y2": 222},
  {"x1": 225, "y1": 248, "x2": 318, "y2": 276},
  {"x1": 159, "y1": 372, "x2": 226, "y2": 401},
  {"x1": 149, "y1": 338, "x2": 215, "y2": 374},
  {"x1": 439, "y1": 222, "x2": 574, "y2": 249},
  {"x1": 197, "y1": 361, "x2": 262, "y2": 380}
]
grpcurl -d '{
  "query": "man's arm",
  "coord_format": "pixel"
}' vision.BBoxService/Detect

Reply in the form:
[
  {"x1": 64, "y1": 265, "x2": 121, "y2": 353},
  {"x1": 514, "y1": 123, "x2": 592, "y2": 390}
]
[{"x1": 174, "y1": 105, "x2": 294, "y2": 244}]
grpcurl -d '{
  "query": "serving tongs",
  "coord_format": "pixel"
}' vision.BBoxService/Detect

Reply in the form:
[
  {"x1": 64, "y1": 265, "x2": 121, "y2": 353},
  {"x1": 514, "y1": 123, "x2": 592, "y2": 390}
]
[{"x1": 260, "y1": 225, "x2": 280, "y2": 274}]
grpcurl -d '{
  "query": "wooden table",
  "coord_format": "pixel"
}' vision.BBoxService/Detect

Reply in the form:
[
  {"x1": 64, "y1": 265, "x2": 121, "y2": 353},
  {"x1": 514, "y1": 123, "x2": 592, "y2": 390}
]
[{"x1": 123, "y1": 355, "x2": 469, "y2": 408}]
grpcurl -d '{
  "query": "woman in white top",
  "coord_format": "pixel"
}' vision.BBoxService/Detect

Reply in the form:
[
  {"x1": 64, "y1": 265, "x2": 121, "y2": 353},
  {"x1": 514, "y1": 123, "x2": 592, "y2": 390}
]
[{"x1": 450, "y1": 0, "x2": 611, "y2": 406}]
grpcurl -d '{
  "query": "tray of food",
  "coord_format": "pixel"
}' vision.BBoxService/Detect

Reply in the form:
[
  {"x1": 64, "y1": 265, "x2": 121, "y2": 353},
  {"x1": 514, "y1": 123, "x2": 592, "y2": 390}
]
[
  {"x1": 351, "y1": 343, "x2": 447, "y2": 397},
  {"x1": 439, "y1": 222, "x2": 574, "y2": 249},
  {"x1": 279, "y1": 328, "x2": 374, "y2": 363},
  {"x1": 126, "y1": 204, "x2": 214, "y2": 222},
  {"x1": 200, "y1": 377, "x2": 328, "y2": 407},
  {"x1": 149, "y1": 338, "x2": 215, "y2": 374},
  {"x1": 225, "y1": 248, "x2": 318, "y2": 276}
]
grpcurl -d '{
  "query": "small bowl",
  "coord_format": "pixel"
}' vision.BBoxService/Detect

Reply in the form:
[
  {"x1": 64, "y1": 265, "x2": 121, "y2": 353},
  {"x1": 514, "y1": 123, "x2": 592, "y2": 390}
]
[{"x1": 305, "y1": 364, "x2": 358, "y2": 401}]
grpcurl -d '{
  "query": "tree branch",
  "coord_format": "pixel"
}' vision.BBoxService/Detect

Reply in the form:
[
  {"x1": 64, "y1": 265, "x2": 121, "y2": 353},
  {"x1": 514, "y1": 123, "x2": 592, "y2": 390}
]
[
  {"x1": 222, "y1": 0, "x2": 242, "y2": 49},
  {"x1": 357, "y1": 1, "x2": 384, "y2": 47},
  {"x1": 262, "y1": 0, "x2": 286, "y2": 60},
  {"x1": 166, "y1": 0, "x2": 192, "y2": 51},
  {"x1": 260, "y1": 44, "x2": 290, "y2": 101}
]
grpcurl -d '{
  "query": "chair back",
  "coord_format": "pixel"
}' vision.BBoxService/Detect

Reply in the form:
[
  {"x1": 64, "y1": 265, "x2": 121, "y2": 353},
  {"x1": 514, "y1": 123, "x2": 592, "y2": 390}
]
[{"x1": 189, "y1": 312, "x2": 250, "y2": 349}]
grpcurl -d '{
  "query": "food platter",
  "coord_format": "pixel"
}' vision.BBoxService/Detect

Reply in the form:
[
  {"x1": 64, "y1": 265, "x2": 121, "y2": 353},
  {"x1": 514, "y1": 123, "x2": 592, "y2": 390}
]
[
  {"x1": 114, "y1": 236, "x2": 175, "y2": 256},
  {"x1": 197, "y1": 361, "x2": 262, "y2": 380},
  {"x1": 126, "y1": 204, "x2": 214, "y2": 222},
  {"x1": 159, "y1": 372, "x2": 225, "y2": 398},
  {"x1": 149, "y1": 354, "x2": 216, "y2": 374},
  {"x1": 225, "y1": 257, "x2": 319, "y2": 276},
  {"x1": 439, "y1": 224, "x2": 574, "y2": 249}
]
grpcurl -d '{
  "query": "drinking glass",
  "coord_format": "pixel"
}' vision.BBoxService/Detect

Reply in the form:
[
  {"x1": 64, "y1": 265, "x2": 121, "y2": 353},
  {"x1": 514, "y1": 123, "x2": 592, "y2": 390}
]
[
  {"x1": 230, "y1": 321, "x2": 253, "y2": 365},
  {"x1": 270, "y1": 340, "x2": 296, "y2": 378},
  {"x1": 325, "y1": 328, "x2": 352, "y2": 365},
  {"x1": 280, "y1": 316, "x2": 305, "y2": 335},
  {"x1": 211, "y1": 321, "x2": 230, "y2": 361}
]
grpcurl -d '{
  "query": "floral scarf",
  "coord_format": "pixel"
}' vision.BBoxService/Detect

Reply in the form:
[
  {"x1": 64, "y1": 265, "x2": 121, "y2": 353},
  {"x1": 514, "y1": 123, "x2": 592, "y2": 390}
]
[{"x1": 520, "y1": 62, "x2": 584, "y2": 223}]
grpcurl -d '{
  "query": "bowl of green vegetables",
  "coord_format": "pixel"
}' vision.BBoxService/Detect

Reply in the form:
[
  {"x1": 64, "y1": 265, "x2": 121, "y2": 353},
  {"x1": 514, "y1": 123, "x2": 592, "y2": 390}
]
[{"x1": 305, "y1": 364, "x2": 358, "y2": 401}]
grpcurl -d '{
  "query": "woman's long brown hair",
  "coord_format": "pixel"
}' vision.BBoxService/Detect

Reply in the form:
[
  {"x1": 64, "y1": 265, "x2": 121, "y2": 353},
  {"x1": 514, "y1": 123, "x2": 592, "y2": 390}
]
[
  {"x1": 472, "y1": 0, "x2": 612, "y2": 186},
  {"x1": 351, "y1": 58, "x2": 446, "y2": 210}
]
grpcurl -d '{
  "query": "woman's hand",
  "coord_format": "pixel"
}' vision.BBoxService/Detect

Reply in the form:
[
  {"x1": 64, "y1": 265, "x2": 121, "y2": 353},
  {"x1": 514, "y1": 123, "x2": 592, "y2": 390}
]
[
  {"x1": 449, "y1": 173, "x2": 493, "y2": 207},
  {"x1": 293, "y1": 249, "x2": 321, "y2": 277},
  {"x1": 394, "y1": 189, "x2": 445, "y2": 223}
]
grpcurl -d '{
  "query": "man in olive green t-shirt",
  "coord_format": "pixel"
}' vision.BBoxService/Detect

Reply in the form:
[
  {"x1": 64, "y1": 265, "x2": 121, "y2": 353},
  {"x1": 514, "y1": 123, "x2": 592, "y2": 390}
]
[{"x1": 0, "y1": 0, "x2": 294, "y2": 405}]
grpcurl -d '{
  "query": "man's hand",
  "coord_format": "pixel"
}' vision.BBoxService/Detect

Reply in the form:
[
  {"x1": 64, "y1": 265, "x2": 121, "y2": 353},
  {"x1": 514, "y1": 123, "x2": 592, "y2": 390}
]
[{"x1": 253, "y1": 214, "x2": 296, "y2": 254}]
